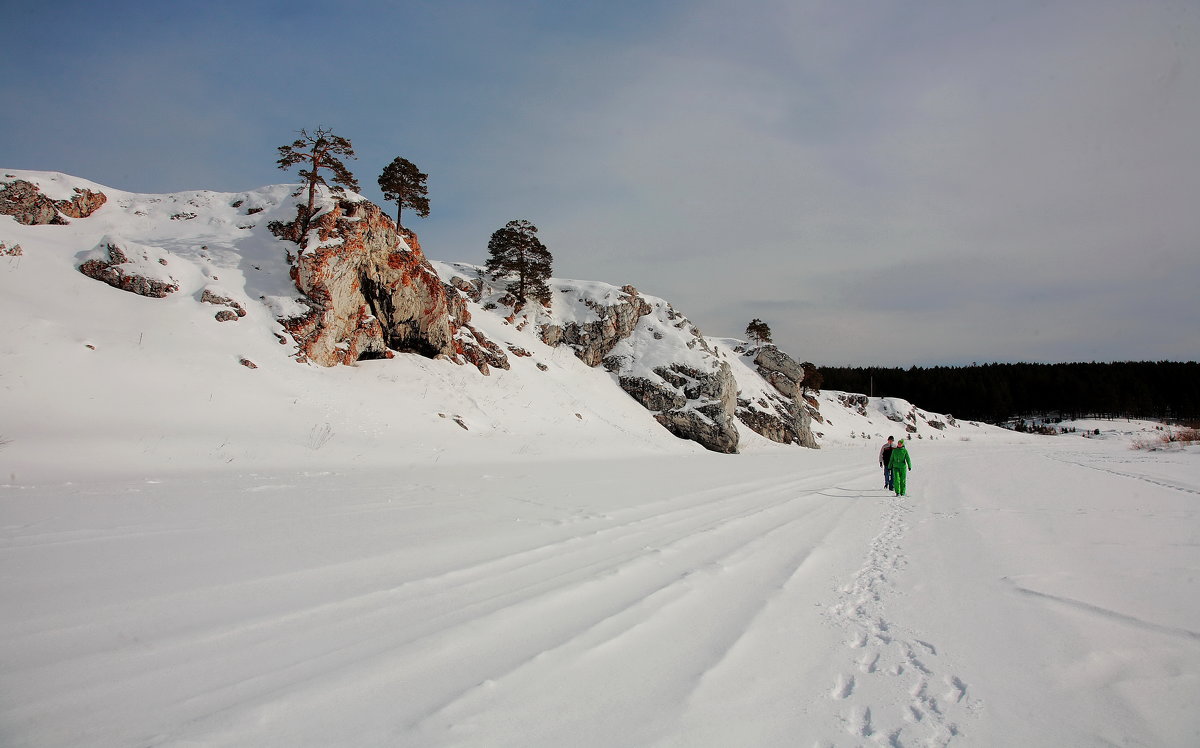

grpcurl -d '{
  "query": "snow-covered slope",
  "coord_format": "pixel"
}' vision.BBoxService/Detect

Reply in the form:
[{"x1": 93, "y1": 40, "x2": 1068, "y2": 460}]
[
  {"x1": 435, "y1": 261, "x2": 799, "y2": 453},
  {"x1": 0, "y1": 170, "x2": 700, "y2": 482},
  {"x1": 0, "y1": 168, "x2": 999, "y2": 482},
  {"x1": 810, "y1": 391, "x2": 1009, "y2": 446}
]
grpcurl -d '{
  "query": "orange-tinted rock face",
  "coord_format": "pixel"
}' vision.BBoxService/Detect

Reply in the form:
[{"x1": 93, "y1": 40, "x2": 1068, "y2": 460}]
[
  {"x1": 0, "y1": 180, "x2": 106, "y2": 225},
  {"x1": 56, "y1": 187, "x2": 107, "y2": 219},
  {"x1": 281, "y1": 197, "x2": 506, "y2": 373}
]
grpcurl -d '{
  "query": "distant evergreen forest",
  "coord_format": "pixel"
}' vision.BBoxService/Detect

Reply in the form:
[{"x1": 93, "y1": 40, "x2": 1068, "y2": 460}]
[{"x1": 817, "y1": 361, "x2": 1200, "y2": 424}]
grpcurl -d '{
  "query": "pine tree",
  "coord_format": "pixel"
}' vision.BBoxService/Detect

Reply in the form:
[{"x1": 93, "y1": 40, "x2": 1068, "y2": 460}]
[
  {"x1": 377, "y1": 156, "x2": 430, "y2": 228},
  {"x1": 745, "y1": 318, "x2": 773, "y2": 348},
  {"x1": 276, "y1": 127, "x2": 359, "y2": 237},
  {"x1": 800, "y1": 361, "x2": 823, "y2": 395},
  {"x1": 485, "y1": 219, "x2": 553, "y2": 305}
]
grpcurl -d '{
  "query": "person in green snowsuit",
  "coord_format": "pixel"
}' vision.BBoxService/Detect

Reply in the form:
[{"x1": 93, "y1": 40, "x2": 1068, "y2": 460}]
[{"x1": 889, "y1": 438, "x2": 912, "y2": 496}]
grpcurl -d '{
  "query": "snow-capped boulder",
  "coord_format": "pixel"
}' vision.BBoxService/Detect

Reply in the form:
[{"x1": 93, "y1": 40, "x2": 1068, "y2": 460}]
[
  {"x1": 838, "y1": 393, "x2": 869, "y2": 416},
  {"x1": 539, "y1": 284, "x2": 651, "y2": 367},
  {"x1": 77, "y1": 237, "x2": 181, "y2": 298},
  {"x1": 0, "y1": 180, "x2": 59, "y2": 225},
  {"x1": 201, "y1": 288, "x2": 247, "y2": 321},
  {"x1": 753, "y1": 345, "x2": 806, "y2": 398},
  {"x1": 435, "y1": 267, "x2": 743, "y2": 452},
  {"x1": 617, "y1": 359, "x2": 740, "y2": 454},
  {"x1": 548, "y1": 283, "x2": 741, "y2": 453},
  {"x1": 879, "y1": 396, "x2": 944, "y2": 434},
  {"x1": 0, "y1": 176, "x2": 106, "y2": 225},
  {"x1": 57, "y1": 186, "x2": 108, "y2": 220}
]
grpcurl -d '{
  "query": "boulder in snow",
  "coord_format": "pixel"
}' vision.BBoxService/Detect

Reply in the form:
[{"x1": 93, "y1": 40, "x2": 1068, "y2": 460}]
[
  {"x1": 77, "y1": 237, "x2": 180, "y2": 298},
  {"x1": 0, "y1": 177, "x2": 106, "y2": 225}
]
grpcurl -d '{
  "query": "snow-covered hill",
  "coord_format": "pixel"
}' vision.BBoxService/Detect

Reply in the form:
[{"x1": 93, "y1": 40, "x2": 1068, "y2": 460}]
[
  {"x1": 0, "y1": 178, "x2": 668, "y2": 481},
  {"x1": 0, "y1": 169, "x2": 998, "y2": 481}
]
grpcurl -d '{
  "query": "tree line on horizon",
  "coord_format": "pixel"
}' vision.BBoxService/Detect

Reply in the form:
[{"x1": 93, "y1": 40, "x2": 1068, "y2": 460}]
[
  {"x1": 817, "y1": 361, "x2": 1200, "y2": 424},
  {"x1": 275, "y1": 126, "x2": 552, "y2": 307}
]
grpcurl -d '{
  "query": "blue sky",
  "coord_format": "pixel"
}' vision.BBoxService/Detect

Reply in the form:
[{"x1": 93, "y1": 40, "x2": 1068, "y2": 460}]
[{"x1": 4, "y1": 0, "x2": 1198, "y2": 366}]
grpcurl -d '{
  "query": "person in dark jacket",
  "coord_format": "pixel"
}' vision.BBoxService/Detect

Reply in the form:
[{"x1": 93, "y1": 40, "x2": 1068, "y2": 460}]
[
  {"x1": 889, "y1": 438, "x2": 912, "y2": 496},
  {"x1": 879, "y1": 436, "x2": 895, "y2": 490}
]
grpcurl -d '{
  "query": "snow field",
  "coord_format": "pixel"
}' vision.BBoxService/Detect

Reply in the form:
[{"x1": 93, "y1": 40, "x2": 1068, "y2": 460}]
[
  {"x1": 3, "y1": 436, "x2": 1198, "y2": 747},
  {"x1": 3, "y1": 171, "x2": 1198, "y2": 746}
]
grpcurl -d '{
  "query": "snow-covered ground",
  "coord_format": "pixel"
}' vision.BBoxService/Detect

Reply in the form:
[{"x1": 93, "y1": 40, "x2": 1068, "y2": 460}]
[
  {"x1": 3, "y1": 171, "x2": 1198, "y2": 746},
  {"x1": 3, "y1": 434, "x2": 1198, "y2": 747}
]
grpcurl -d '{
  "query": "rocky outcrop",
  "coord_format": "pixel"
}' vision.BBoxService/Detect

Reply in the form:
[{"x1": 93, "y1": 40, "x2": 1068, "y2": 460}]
[
  {"x1": 464, "y1": 275, "x2": 743, "y2": 453},
  {"x1": 731, "y1": 345, "x2": 819, "y2": 448},
  {"x1": 879, "y1": 398, "x2": 922, "y2": 434},
  {"x1": 277, "y1": 197, "x2": 505, "y2": 372},
  {"x1": 77, "y1": 240, "x2": 179, "y2": 298},
  {"x1": 736, "y1": 395, "x2": 810, "y2": 446},
  {"x1": 201, "y1": 289, "x2": 247, "y2": 322},
  {"x1": 0, "y1": 179, "x2": 106, "y2": 225},
  {"x1": 539, "y1": 285, "x2": 651, "y2": 366},
  {"x1": 57, "y1": 187, "x2": 108, "y2": 219},
  {"x1": 619, "y1": 362, "x2": 740, "y2": 453},
  {"x1": 837, "y1": 393, "x2": 869, "y2": 416},
  {"x1": 447, "y1": 275, "x2": 483, "y2": 303},
  {"x1": 754, "y1": 346, "x2": 807, "y2": 398},
  {"x1": 546, "y1": 288, "x2": 741, "y2": 453},
  {"x1": 446, "y1": 290, "x2": 510, "y2": 373},
  {"x1": 0, "y1": 180, "x2": 58, "y2": 225},
  {"x1": 804, "y1": 393, "x2": 825, "y2": 425},
  {"x1": 442, "y1": 265, "x2": 823, "y2": 453}
]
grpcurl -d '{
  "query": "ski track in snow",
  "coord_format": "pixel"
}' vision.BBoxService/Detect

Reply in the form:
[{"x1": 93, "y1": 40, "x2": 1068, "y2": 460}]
[
  {"x1": 2, "y1": 465, "x2": 871, "y2": 747},
  {"x1": 822, "y1": 493, "x2": 981, "y2": 747},
  {"x1": 4, "y1": 437, "x2": 1198, "y2": 746},
  {"x1": 414, "y1": 477, "x2": 863, "y2": 744},
  {"x1": 1005, "y1": 582, "x2": 1200, "y2": 643},
  {"x1": 1045, "y1": 452, "x2": 1200, "y2": 496}
]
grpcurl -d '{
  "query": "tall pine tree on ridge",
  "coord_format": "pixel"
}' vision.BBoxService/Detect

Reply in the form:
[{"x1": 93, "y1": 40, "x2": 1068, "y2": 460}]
[
  {"x1": 276, "y1": 127, "x2": 359, "y2": 239},
  {"x1": 377, "y1": 156, "x2": 430, "y2": 229},
  {"x1": 485, "y1": 219, "x2": 553, "y2": 307}
]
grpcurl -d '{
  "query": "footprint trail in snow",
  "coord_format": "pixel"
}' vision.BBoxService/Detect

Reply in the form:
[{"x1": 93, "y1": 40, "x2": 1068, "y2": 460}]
[{"x1": 821, "y1": 494, "x2": 981, "y2": 746}]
